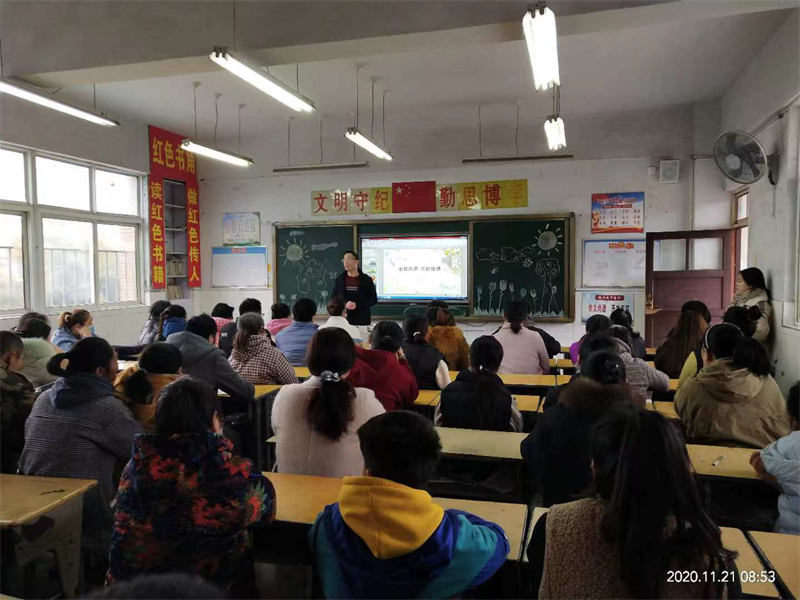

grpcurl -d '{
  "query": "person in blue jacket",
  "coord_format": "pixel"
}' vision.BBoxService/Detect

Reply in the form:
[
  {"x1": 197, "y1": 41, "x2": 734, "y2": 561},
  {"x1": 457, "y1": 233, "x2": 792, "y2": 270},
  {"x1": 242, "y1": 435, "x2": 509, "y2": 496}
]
[
  {"x1": 275, "y1": 298, "x2": 318, "y2": 366},
  {"x1": 309, "y1": 410, "x2": 510, "y2": 599}
]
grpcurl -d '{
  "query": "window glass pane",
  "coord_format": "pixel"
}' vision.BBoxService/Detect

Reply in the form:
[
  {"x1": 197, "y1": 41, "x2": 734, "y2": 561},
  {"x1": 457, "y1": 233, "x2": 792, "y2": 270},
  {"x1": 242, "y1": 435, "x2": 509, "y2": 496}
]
[
  {"x1": 36, "y1": 157, "x2": 90, "y2": 210},
  {"x1": 98, "y1": 224, "x2": 137, "y2": 303},
  {"x1": 737, "y1": 194, "x2": 748, "y2": 221},
  {"x1": 43, "y1": 218, "x2": 93, "y2": 307},
  {"x1": 0, "y1": 214, "x2": 26, "y2": 310},
  {"x1": 691, "y1": 238, "x2": 723, "y2": 270},
  {"x1": 96, "y1": 170, "x2": 139, "y2": 215},
  {"x1": 653, "y1": 239, "x2": 686, "y2": 271},
  {"x1": 739, "y1": 227, "x2": 748, "y2": 271},
  {"x1": 0, "y1": 149, "x2": 27, "y2": 202}
]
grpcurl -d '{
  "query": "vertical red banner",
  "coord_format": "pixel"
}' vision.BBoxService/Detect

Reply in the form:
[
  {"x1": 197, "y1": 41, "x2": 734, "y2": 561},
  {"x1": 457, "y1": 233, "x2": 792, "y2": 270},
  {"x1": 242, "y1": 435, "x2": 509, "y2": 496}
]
[
  {"x1": 186, "y1": 184, "x2": 201, "y2": 287},
  {"x1": 148, "y1": 175, "x2": 166, "y2": 289}
]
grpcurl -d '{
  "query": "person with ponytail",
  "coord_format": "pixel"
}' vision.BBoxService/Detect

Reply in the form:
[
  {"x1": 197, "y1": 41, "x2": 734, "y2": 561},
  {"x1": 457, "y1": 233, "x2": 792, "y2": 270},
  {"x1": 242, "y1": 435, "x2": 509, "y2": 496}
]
[
  {"x1": 13, "y1": 311, "x2": 62, "y2": 387},
  {"x1": 676, "y1": 323, "x2": 790, "y2": 448},
  {"x1": 139, "y1": 300, "x2": 171, "y2": 345},
  {"x1": 522, "y1": 351, "x2": 639, "y2": 507},
  {"x1": 492, "y1": 300, "x2": 550, "y2": 375},
  {"x1": 530, "y1": 407, "x2": 739, "y2": 599},
  {"x1": 157, "y1": 304, "x2": 187, "y2": 341},
  {"x1": 654, "y1": 309, "x2": 709, "y2": 378},
  {"x1": 730, "y1": 267, "x2": 772, "y2": 344},
  {"x1": 425, "y1": 301, "x2": 470, "y2": 372},
  {"x1": 20, "y1": 337, "x2": 143, "y2": 568},
  {"x1": 607, "y1": 325, "x2": 669, "y2": 403},
  {"x1": 401, "y1": 314, "x2": 450, "y2": 390},
  {"x1": 52, "y1": 308, "x2": 94, "y2": 351},
  {"x1": 272, "y1": 328, "x2": 384, "y2": 477},
  {"x1": 114, "y1": 343, "x2": 184, "y2": 431},
  {"x1": 609, "y1": 307, "x2": 646, "y2": 359},
  {"x1": 228, "y1": 313, "x2": 298, "y2": 385},
  {"x1": 437, "y1": 336, "x2": 522, "y2": 432},
  {"x1": 318, "y1": 296, "x2": 363, "y2": 342}
]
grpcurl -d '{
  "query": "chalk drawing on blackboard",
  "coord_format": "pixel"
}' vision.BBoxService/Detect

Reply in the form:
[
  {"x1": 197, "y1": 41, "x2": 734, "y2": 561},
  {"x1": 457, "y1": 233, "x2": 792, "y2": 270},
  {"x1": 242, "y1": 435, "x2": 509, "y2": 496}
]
[
  {"x1": 476, "y1": 248, "x2": 500, "y2": 263},
  {"x1": 297, "y1": 259, "x2": 335, "y2": 313},
  {"x1": 501, "y1": 248, "x2": 524, "y2": 263},
  {"x1": 279, "y1": 238, "x2": 308, "y2": 267},
  {"x1": 536, "y1": 259, "x2": 561, "y2": 315},
  {"x1": 311, "y1": 242, "x2": 339, "y2": 252}
]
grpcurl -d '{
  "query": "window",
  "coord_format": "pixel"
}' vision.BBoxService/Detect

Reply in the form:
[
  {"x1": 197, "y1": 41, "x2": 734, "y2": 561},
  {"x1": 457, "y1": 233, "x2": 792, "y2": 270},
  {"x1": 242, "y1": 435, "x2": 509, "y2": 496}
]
[
  {"x1": 96, "y1": 169, "x2": 139, "y2": 215},
  {"x1": 0, "y1": 213, "x2": 26, "y2": 310},
  {"x1": 98, "y1": 224, "x2": 137, "y2": 303},
  {"x1": 0, "y1": 149, "x2": 26, "y2": 202},
  {"x1": 36, "y1": 156, "x2": 91, "y2": 210},
  {"x1": 43, "y1": 218, "x2": 94, "y2": 308},
  {"x1": 733, "y1": 190, "x2": 749, "y2": 273}
]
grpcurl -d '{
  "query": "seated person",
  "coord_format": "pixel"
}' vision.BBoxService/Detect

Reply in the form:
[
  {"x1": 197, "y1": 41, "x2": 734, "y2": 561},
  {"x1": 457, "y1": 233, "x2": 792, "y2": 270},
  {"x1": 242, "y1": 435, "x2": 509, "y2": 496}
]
[
  {"x1": 609, "y1": 307, "x2": 647, "y2": 360},
  {"x1": 219, "y1": 298, "x2": 265, "y2": 359},
  {"x1": 491, "y1": 308, "x2": 562, "y2": 358},
  {"x1": 655, "y1": 310, "x2": 708, "y2": 379},
  {"x1": 607, "y1": 325, "x2": 669, "y2": 403},
  {"x1": 272, "y1": 328, "x2": 384, "y2": 477},
  {"x1": 266, "y1": 302, "x2": 293, "y2": 338},
  {"x1": 166, "y1": 314, "x2": 254, "y2": 412},
  {"x1": 52, "y1": 308, "x2": 95, "y2": 351},
  {"x1": 528, "y1": 406, "x2": 739, "y2": 598},
  {"x1": 107, "y1": 377, "x2": 276, "y2": 595},
  {"x1": 114, "y1": 342, "x2": 184, "y2": 431},
  {"x1": 275, "y1": 298, "x2": 319, "y2": 366},
  {"x1": 426, "y1": 302, "x2": 470, "y2": 372},
  {"x1": 401, "y1": 315, "x2": 450, "y2": 390},
  {"x1": 493, "y1": 300, "x2": 550, "y2": 375},
  {"x1": 13, "y1": 312, "x2": 61, "y2": 387},
  {"x1": 541, "y1": 334, "x2": 617, "y2": 411},
  {"x1": 210, "y1": 302, "x2": 234, "y2": 346},
  {"x1": 569, "y1": 314, "x2": 611, "y2": 364},
  {"x1": 348, "y1": 321, "x2": 418, "y2": 411},
  {"x1": 309, "y1": 411, "x2": 510, "y2": 599},
  {"x1": 521, "y1": 352, "x2": 638, "y2": 507},
  {"x1": 138, "y1": 300, "x2": 171, "y2": 345},
  {"x1": 20, "y1": 338, "x2": 143, "y2": 562},
  {"x1": 1, "y1": 331, "x2": 35, "y2": 473},
  {"x1": 676, "y1": 323, "x2": 790, "y2": 448},
  {"x1": 437, "y1": 336, "x2": 522, "y2": 432},
  {"x1": 157, "y1": 304, "x2": 188, "y2": 341},
  {"x1": 318, "y1": 296, "x2": 363, "y2": 342},
  {"x1": 228, "y1": 313, "x2": 298, "y2": 385},
  {"x1": 750, "y1": 382, "x2": 799, "y2": 535}
]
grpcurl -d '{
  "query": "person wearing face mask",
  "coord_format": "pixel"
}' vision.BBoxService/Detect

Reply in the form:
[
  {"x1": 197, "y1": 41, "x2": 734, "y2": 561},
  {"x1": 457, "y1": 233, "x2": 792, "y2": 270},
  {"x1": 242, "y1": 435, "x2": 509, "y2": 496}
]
[
  {"x1": 331, "y1": 250, "x2": 378, "y2": 326},
  {"x1": 729, "y1": 267, "x2": 773, "y2": 345},
  {"x1": 52, "y1": 308, "x2": 96, "y2": 351}
]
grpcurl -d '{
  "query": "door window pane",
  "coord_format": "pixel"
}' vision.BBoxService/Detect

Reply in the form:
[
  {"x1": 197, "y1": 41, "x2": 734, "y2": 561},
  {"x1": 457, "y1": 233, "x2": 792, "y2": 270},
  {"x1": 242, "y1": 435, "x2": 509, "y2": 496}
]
[
  {"x1": 739, "y1": 227, "x2": 748, "y2": 271},
  {"x1": 0, "y1": 214, "x2": 26, "y2": 310},
  {"x1": 98, "y1": 224, "x2": 137, "y2": 303},
  {"x1": 737, "y1": 194, "x2": 748, "y2": 222},
  {"x1": 36, "y1": 157, "x2": 90, "y2": 210},
  {"x1": 653, "y1": 239, "x2": 686, "y2": 271},
  {"x1": 0, "y1": 149, "x2": 27, "y2": 202},
  {"x1": 43, "y1": 218, "x2": 93, "y2": 308},
  {"x1": 691, "y1": 238, "x2": 723, "y2": 270},
  {"x1": 96, "y1": 170, "x2": 139, "y2": 215}
]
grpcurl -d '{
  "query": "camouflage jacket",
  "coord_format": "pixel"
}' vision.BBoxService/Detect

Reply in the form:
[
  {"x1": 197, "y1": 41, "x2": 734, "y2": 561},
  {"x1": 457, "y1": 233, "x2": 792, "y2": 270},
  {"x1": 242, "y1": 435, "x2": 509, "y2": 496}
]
[{"x1": 1, "y1": 364, "x2": 35, "y2": 473}]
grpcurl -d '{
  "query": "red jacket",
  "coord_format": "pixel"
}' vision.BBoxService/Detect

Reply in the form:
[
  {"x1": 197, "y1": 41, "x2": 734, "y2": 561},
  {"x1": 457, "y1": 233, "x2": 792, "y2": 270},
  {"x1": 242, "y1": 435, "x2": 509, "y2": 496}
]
[{"x1": 349, "y1": 347, "x2": 419, "y2": 411}]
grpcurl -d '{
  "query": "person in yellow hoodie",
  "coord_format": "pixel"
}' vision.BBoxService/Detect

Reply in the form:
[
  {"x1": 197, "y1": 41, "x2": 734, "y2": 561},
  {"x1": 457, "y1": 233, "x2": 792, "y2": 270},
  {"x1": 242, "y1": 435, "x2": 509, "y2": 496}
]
[
  {"x1": 114, "y1": 343, "x2": 183, "y2": 431},
  {"x1": 309, "y1": 410, "x2": 510, "y2": 599}
]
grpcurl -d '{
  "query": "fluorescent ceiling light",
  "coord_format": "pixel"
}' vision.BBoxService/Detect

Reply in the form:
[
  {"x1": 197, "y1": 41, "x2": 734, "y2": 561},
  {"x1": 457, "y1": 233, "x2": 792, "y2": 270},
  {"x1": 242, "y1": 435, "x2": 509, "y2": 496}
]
[
  {"x1": 544, "y1": 116, "x2": 567, "y2": 151},
  {"x1": 273, "y1": 161, "x2": 370, "y2": 174},
  {"x1": 0, "y1": 77, "x2": 120, "y2": 126},
  {"x1": 522, "y1": 6, "x2": 560, "y2": 91},
  {"x1": 345, "y1": 128, "x2": 392, "y2": 161},
  {"x1": 462, "y1": 154, "x2": 573, "y2": 165},
  {"x1": 209, "y1": 47, "x2": 316, "y2": 113},
  {"x1": 181, "y1": 139, "x2": 254, "y2": 167}
]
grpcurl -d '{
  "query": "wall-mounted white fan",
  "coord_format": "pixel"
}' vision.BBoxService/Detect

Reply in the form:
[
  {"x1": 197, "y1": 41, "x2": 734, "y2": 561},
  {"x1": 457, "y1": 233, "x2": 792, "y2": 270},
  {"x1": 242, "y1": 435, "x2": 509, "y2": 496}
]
[{"x1": 713, "y1": 130, "x2": 768, "y2": 184}]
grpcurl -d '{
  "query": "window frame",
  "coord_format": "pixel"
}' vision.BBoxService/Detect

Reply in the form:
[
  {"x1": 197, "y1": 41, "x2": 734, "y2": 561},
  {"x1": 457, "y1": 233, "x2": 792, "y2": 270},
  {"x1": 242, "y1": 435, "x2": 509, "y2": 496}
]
[
  {"x1": 0, "y1": 209, "x2": 30, "y2": 313},
  {"x1": 732, "y1": 188, "x2": 749, "y2": 275}
]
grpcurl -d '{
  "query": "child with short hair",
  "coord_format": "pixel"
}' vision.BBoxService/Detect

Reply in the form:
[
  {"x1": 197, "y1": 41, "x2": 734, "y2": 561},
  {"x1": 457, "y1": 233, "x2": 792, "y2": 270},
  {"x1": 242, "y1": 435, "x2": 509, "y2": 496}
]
[
  {"x1": 266, "y1": 302, "x2": 292, "y2": 337},
  {"x1": 310, "y1": 411, "x2": 509, "y2": 599},
  {"x1": 1, "y1": 330, "x2": 35, "y2": 473},
  {"x1": 751, "y1": 382, "x2": 800, "y2": 534}
]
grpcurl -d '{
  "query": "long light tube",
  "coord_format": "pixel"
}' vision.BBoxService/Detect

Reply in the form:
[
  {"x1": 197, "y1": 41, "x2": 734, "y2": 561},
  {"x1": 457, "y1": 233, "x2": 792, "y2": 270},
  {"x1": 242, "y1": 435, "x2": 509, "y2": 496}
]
[
  {"x1": 522, "y1": 6, "x2": 560, "y2": 91},
  {"x1": 209, "y1": 47, "x2": 316, "y2": 113},
  {"x1": 345, "y1": 127, "x2": 393, "y2": 161},
  {"x1": 544, "y1": 116, "x2": 566, "y2": 151},
  {"x1": 181, "y1": 139, "x2": 253, "y2": 167},
  {"x1": 0, "y1": 78, "x2": 120, "y2": 126}
]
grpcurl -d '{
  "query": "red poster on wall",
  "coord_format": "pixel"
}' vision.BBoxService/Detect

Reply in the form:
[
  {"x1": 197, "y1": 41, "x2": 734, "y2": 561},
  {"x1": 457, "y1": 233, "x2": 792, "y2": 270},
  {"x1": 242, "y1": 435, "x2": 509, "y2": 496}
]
[{"x1": 148, "y1": 125, "x2": 201, "y2": 288}]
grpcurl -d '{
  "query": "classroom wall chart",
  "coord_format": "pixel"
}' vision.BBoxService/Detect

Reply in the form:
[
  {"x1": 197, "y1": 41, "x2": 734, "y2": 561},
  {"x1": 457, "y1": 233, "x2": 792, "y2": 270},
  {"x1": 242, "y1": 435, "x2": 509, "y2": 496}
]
[
  {"x1": 582, "y1": 239, "x2": 646, "y2": 288},
  {"x1": 223, "y1": 212, "x2": 261, "y2": 246},
  {"x1": 581, "y1": 291, "x2": 635, "y2": 323},
  {"x1": 590, "y1": 192, "x2": 644, "y2": 233}
]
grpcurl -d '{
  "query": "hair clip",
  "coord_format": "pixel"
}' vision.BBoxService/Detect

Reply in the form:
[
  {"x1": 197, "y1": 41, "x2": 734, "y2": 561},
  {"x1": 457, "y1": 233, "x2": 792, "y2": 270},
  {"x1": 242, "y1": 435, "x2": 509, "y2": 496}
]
[{"x1": 319, "y1": 370, "x2": 341, "y2": 383}]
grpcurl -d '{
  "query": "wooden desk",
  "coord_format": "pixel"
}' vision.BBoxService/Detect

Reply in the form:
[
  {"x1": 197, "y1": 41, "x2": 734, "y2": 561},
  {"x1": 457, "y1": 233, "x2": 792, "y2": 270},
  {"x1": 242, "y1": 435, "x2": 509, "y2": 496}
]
[
  {"x1": 560, "y1": 346, "x2": 570, "y2": 355},
  {"x1": 219, "y1": 384, "x2": 282, "y2": 398},
  {"x1": 647, "y1": 401, "x2": 679, "y2": 420},
  {"x1": 557, "y1": 357, "x2": 574, "y2": 369},
  {"x1": 556, "y1": 374, "x2": 571, "y2": 385},
  {"x1": 436, "y1": 427, "x2": 526, "y2": 461},
  {"x1": 499, "y1": 374, "x2": 556, "y2": 387},
  {"x1": 646, "y1": 361, "x2": 655, "y2": 368},
  {"x1": 522, "y1": 507, "x2": 549, "y2": 562},
  {"x1": 414, "y1": 390, "x2": 441, "y2": 407},
  {"x1": 645, "y1": 347, "x2": 657, "y2": 359},
  {"x1": 721, "y1": 527, "x2": 779, "y2": 598},
  {"x1": 0, "y1": 474, "x2": 97, "y2": 528},
  {"x1": 749, "y1": 530, "x2": 800, "y2": 599},
  {"x1": 515, "y1": 395, "x2": 542, "y2": 413},
  {"x1": 548, "y1": 358, "x2": 558, "y2": 369},
  {"x1": 293, "y1": 366, "x2": 311, "y2": 378},
  {"x1": 687, "y1": 445, "x2": 758, "y2": 480},
  {"x1": 669, "y1": 379, "x2": 678, "y2": 391}
]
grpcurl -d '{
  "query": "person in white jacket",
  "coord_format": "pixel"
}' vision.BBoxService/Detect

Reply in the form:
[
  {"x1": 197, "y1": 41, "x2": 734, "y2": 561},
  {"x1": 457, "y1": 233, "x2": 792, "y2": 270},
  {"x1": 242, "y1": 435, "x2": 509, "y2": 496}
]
[
  {"x1": 751, "y1": 382, "x2": 799, "y2": 535},
  {"x1": 318, "y1": 296, "x2": 363, "y2": 343}
]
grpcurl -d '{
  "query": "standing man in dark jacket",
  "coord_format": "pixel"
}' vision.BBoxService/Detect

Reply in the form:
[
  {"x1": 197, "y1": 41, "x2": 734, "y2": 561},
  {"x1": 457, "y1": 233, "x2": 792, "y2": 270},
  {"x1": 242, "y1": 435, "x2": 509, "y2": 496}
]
[{"x1": 331, "y1": 251, "x2": 377, "y2": 326}]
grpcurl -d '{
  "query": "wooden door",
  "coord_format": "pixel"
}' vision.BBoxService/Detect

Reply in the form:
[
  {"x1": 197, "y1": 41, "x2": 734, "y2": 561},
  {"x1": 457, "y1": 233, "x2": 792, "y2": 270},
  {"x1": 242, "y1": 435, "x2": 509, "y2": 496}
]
[{"x1": 645, "y1": 229, "x2": 735, "y2": 347}]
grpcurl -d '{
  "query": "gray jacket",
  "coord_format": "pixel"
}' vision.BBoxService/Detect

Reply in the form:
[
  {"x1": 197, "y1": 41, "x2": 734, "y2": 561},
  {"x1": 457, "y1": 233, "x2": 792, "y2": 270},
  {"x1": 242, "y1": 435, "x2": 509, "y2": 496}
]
[
  {"x1": 611, "y1": 338, "x2": 669, "y2": 403},
  {"x1": 761, "y1": 431, "x2": 800, "y2": 535},
  {"x1": 166, "y1": 331, "x2": 254, "y2": 403}
]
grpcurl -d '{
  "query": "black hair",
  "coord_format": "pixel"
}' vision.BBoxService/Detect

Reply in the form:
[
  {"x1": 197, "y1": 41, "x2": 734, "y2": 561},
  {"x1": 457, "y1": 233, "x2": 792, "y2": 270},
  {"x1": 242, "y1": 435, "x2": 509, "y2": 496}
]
[
  {"x1": 704, "y1": 323, "x2": 771, "y2": 378},
  {"x1": 124, "y1": 343, "x2": 182, "y2": 406},
  {"x1": 607, "y1": 324, "x2": 633, "y2": 349},
  {"x1": 233, "y1": 312, "x2": 265, "y2": 351},
  {"x1": 370, "y1": 320, "x2": 403, "y2": 353},
  {"x1": 186, "y1": 313, "x2": 217, "y2": 341},
  {"x1": 425, "y1": 302, "x2": 455, "y2": 327},
  {"x1": 211, "y1": 303, "x2": 234, "y2": 319},
  {"x1": 155, "y1": 377, "x2": 222, "y2": 437},
  {"x1": 270, "y1": 302, "x2": 290, "y2": 319},
  {"x1": 58, "y1": 308, "x2": 91, "y2": 330},
  {"x1": 609, "y1": 307, "x2": 640, "y2": 340},
  {"x1": 358, "y1": 410, "x2": 442, "y2": 489},
  {"x1": 292, "y1": 298, "x2": 317, "y2": 322},
  {"x1": 585, "y1": 314, "x2": 612, "y2": 335},
  {"x1": 14, "y1": 311, "x2": 51, "y2": 340},
  {"x1": 581, "y1": 349, "x2": 627, "y2": 385},
  {"x1": 403, "y1": 314, "x2": 429, "y2": 345},
  {"x1": 46, "y1": 337, "x2": 115, "y2": 377},
  {"x1": 578, "y1": 334, "x2": 617, "y2": 364},
  {"x1": 470, "y1": 336, "x2": 507, "y2": 430},
  {"x1": 723, "y1": 305, "x2": 760, "y2": 338},
  {"x1": 343, "y1": 250, "x2": 360, "y2": 261},
  {"x1": 327, "y1": 296, "x2": 346, "y2": 317},
  {"x1": 87, "y1": 573, "x2": 224, "y2": 600},
  {"x1": 1, "y1": 330, "x2": 23, "y2": 357},
  {"x1": 239, "y1": 297, "x2": 263, "y2": 316},
  {"x1": 157, "y1": 304, "x2": 187, "y2": 341},
  {"x1": 590, "y1": 407, "x2": 735, "y2": 598},
  {"x1": 740, "y1": 267, "x2": 770, "y2": 298},
  {"x1": 306, "y1": 328, "x2": 357, "y2": 441},
  {"x1": 788, "y1": 382, "x2": 799, "y2": 425},
  {"x1": 504, "y1": 300, "x2": 528, "y2": 334},
  {"x1": 681, "y1": 300, "x2": 712, "y2": 325},
  {"x1": 657, "y1": 311, "x2": 708, "y2": 376},
  {"x1": 148, "y1": 300, "x2": 171, "y2": 320}
]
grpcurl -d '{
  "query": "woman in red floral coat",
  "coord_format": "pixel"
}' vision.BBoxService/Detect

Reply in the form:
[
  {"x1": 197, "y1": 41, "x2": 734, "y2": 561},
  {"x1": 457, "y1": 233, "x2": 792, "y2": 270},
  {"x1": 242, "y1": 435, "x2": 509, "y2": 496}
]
[{"x1": 107, "y1": 377, "x2": 276, "y2": 594}]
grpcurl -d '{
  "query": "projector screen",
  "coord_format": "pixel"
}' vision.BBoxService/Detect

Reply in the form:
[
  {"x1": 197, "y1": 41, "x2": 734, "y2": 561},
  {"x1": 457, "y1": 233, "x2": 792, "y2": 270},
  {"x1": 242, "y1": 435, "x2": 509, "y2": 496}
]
[{"x1": 361, "y1": 235, "x2": 469, "y2": 302}]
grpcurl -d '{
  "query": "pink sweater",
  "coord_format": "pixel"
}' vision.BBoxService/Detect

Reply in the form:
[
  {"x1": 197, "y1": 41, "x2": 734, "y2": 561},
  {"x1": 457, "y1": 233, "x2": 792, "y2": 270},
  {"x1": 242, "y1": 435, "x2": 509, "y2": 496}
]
[
  {"x1": 266, "y1": 317, "x2": 292, "y2": 337},
  {"x1": 493, "y1": 323, "x2": 550, "y2": 375}
]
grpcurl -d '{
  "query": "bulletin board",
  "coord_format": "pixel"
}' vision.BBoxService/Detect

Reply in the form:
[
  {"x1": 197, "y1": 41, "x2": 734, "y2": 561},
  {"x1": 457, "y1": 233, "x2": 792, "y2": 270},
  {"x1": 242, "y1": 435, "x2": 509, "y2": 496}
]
[
  {"x1": 212, "y1": 246, "x2": 268, "y2": 288},
  {"x1": 582, "y1": 239, "x2": 646, "y2": 288}
]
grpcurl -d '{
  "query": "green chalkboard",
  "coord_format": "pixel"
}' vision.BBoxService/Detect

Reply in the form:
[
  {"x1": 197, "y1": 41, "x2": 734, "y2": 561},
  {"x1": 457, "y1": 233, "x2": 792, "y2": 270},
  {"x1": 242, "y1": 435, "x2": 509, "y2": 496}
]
[
  {"x1": 472, "y1": 217, "x2": 573, "y2": 320},
  {"x1": 274, "y1": 225, "x2": 356, "y2": 314}
]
